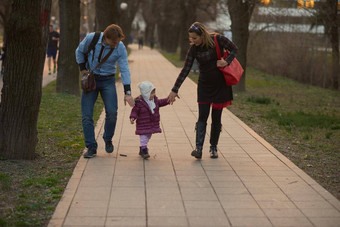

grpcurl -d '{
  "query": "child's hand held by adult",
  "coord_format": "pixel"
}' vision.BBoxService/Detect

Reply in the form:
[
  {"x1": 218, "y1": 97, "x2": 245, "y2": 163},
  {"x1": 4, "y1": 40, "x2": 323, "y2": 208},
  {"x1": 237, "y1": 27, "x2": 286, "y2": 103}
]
[{"x1": 167, "y1": 91, "x2": 180, "y2": 105}]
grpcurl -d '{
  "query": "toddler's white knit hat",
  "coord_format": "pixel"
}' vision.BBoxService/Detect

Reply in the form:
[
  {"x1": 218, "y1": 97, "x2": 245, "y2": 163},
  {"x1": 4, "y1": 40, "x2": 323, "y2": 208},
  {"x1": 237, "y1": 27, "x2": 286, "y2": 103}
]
[{"x1": 138, "y1": 81, "x2": 155, "y2": 100}]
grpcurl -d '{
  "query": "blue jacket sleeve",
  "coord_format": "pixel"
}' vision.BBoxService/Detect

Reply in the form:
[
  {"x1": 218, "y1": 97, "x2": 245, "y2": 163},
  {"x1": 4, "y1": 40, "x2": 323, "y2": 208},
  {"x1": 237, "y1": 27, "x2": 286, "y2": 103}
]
[
  {"x1": 117, "y1": 42, "x2": 131, "y2": 87},
  {"x1": 75, "y1": 33, "x2": 94, "y2": 71}
]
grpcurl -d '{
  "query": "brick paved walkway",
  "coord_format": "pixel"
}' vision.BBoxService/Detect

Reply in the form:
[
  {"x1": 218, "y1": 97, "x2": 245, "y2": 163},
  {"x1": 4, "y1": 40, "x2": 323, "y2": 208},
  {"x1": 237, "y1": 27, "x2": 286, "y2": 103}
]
[{"x1": 48, "y1": 44, "x2": 340, "y2": 227}]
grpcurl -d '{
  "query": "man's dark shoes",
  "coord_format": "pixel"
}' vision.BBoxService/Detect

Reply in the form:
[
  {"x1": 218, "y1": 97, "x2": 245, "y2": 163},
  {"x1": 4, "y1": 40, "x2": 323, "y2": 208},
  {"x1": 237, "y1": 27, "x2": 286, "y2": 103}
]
[
  {"x1": 191, "y1": 148, "x2": 202, "y2": 159},
  {"x1": 105, "y1": 140, "x2": 114, "y2": 153},
  {"x1": 209, "y1": 146, "x2": 218, "y2": 159},
  {"x1": 139, "y1": 147, "x2": 150, "y2": 159},
  {"x1": 83, "y1": 147, "x2": 97, "y2": 158}
]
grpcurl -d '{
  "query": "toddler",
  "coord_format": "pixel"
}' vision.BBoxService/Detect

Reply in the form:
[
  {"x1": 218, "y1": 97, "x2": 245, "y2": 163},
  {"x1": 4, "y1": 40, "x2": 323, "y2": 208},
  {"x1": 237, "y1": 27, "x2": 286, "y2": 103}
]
[{"x1": 130, "y1": 81, "x2": 170, "y2": 159}]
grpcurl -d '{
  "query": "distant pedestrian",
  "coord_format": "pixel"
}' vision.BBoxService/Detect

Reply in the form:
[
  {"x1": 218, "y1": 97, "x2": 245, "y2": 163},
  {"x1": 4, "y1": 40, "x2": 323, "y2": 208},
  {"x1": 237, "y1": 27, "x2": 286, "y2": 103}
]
[
  {"x1": 75, "y1": 24, "x2": 134, "y2": 158},
  {"x1": 149, "y1": 36, "x2": 155, "y2": 49},
  {"x1": 130, "y1": 81, "x2": 170, "y2": 159},
  {"x1": 47, "y1": 24, "x2": 59, "y2": 75},
  {"x1": 129, "y1": 34, "x2": 134, "y2": 44},
  {"x1": 138, "y1": 32, "x2": 144, "y2": 49},
  {"x1": 168, "y1": 22, "x2": 239, "y2": 159}
]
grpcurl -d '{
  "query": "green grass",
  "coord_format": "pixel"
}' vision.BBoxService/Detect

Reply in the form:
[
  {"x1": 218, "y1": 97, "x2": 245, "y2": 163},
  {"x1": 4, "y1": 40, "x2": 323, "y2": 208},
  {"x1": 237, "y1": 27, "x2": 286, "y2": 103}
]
[
  {"x1": 161, "y1": 50, "x2": 340, "y2": 200},
  {"x1": 158, "y1": 49, "x2": 183, "y2": 68},
  {"x1": 159, "y1": 49, "x2": 199, "y2": 82},
  {"x1": 265, "y1": 109, "x2": 340, "y2": 129},
  {"x1": 0, "y1": 80, "x2": 104, "y2": 226}
]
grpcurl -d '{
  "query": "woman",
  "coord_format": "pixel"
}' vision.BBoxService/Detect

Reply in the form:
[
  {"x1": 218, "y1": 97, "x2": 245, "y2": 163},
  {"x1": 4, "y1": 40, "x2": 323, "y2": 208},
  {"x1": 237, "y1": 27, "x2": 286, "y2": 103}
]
[{"x1": 168, "y1": 22, "x2": 238, "y2": 159}]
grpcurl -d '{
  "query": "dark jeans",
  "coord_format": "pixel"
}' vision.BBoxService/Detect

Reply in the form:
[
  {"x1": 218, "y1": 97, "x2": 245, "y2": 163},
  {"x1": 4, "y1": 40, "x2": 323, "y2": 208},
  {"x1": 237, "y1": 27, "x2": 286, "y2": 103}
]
[{"x1": 81, "y1": 77, "x2": 118, "y2": 149}]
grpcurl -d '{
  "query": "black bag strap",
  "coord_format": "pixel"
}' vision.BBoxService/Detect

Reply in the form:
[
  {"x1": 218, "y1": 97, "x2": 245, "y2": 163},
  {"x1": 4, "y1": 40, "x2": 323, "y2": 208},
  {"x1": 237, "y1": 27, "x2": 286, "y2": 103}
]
[
  {"x1": 90, "y1": 48, "x2": 114, "y2": 73},
  {"x1": 85, "y1": 31, "x2": 101, "y2": 69},
  {"x1": 87, "y1": 31, "x2": 101, "y2": 55}
]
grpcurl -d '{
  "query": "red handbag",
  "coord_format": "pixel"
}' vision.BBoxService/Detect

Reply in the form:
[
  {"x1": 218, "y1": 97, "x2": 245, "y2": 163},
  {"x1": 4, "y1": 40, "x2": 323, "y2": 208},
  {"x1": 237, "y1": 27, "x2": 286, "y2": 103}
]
[{"x1": 214, "y1": 34, "x2": 244, "y2": 86}]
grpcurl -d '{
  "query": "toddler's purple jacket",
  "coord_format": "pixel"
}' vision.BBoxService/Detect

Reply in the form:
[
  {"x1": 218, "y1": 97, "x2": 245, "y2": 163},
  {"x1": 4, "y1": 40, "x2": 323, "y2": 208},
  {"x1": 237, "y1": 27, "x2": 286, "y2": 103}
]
[{"x1": 130, "y1": 95, "x2": 169, "y2": 135}]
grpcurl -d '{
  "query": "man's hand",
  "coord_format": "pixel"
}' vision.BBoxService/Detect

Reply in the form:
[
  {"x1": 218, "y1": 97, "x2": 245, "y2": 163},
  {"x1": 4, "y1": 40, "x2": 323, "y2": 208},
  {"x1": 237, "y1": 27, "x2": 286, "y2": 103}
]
[
  {"x1": 124, "y1": 94, "x2": 135, "y2": 107},
  {"x1": 167, "y1": 91, "x2": 180, "y2": 105},
  {"x1": 81, "y1": 70, "x2": 87, "y2": 75},
  {"x1": 130, "y1": 118, "x2": 136, "y2": 124}
]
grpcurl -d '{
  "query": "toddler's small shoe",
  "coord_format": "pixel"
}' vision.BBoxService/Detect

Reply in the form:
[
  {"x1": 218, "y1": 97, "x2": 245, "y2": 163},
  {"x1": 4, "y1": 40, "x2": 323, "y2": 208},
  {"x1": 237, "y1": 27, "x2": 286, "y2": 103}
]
[{"x1": 139, "y1": 147, "x2": 150, "y2": 159}]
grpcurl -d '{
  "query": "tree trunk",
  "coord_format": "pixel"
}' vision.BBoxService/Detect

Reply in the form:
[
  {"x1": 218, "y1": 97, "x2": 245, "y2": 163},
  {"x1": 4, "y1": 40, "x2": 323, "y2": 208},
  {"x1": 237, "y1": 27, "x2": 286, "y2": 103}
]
[
  {"x1": 118, "y1": 0, "x2": 142, "y2": 47},
  {"x1": 157, "y1": 0, "x2": 181, "y2": 53},
  {"x1": 179, "y1": 0, "x2": 198, "y2": 61},
  {"x1": 57, "y1": 0, "x2": 81, "y2": 95},
  {"x1": 0, "y1": 0, "x2": 52, "y2": 159},
  {"x1": 142, "y1": 0, "x2": 159, "y2": 48},
  {"x1": 95, "y1": 0, "x2": 118, "y2": 32},
  {"x1": 0, "y1": 0, "x2": 13, "y2": 43},
  {"x1": 327, "y1": 0, "x2": 339, "y2": 90},
  {"x1": 227, "y1": 0, "x2": 256, "y2": 92}
]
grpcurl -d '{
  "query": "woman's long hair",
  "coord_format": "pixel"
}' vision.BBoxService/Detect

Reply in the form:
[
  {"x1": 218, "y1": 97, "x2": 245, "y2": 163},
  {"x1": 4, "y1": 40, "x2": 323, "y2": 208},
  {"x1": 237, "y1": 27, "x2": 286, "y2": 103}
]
[{"x1": 188, "y1": 22, "x2": 214, "y2": 49}]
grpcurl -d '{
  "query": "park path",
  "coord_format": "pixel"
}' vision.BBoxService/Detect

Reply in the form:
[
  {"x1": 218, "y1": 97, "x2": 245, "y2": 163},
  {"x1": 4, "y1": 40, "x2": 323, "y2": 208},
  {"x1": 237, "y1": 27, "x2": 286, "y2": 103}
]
[{"x1": 47, "y1": 44, "x2": 340, "y2": 227}]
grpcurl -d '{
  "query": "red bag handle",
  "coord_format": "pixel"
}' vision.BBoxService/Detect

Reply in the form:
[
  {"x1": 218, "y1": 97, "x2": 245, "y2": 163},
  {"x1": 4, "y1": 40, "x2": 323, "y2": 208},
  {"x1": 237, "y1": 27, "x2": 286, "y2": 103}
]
[{"x1": 214, "y1": 34, "x2": 228, "y2": 60}]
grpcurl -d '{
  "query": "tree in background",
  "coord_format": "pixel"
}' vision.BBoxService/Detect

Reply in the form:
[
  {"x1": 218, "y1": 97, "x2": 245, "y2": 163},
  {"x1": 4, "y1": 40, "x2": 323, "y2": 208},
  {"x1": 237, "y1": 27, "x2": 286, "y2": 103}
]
[
  {"x1": 325, "y1": 0, "x2": 339, "y2": 90},
  {"x1": 95, "y1": 0, "x2": 118, "y2": 32},
  {"x1": 0, "y1": 0, "x2": 52, "y2": 159},
  {"x1": 179, "y1": 0, "x2": 198, "y2": 61},
  {"x1": 94, "y1": 0, "x2": 141, "y2": 47},
  {"x1": 117, "y1": 0, "x2": 142, "y2": 47},
  {"x1": 179, "y1": 0, "x2": 217, "y2": 61},
  {"x1": 157, "y1": 0, "x2": 182, "y2": 52},
  {"x1": 226, "y1": 0, "x2": 256, "y2": 92},
  {"x1": 56, "y1": 0, "x2": 80, "y2": 95},
  {"x1": 0, "y1": 0, "x2": 12, "y2": 43},
  {"x1": 311, "y1": 0, "x2": 339, "y2": 90},
  {"x1": 141, "y1": 0, "x2": 159, "y2": 48}
]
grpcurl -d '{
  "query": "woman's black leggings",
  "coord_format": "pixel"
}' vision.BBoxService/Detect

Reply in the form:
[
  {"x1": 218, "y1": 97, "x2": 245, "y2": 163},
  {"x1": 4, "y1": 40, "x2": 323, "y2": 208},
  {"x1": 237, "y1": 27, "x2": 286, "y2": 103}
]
[{"x1": 198, "y1": 104, "x2": 222, "y2": 125}]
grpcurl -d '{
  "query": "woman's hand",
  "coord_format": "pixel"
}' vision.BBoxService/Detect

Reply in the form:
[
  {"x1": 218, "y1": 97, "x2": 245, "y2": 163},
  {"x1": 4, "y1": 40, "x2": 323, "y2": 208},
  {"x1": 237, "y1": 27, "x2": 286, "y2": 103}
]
[
  {"x1": 167, "y1": 91, "x2": 180, "y2": 105},
  {"x1": 130, "y1": 118, "x2": 136, "y2": 124},
  {"x1": 217, "y1": 59, "x2": 228, "y2": 68}
]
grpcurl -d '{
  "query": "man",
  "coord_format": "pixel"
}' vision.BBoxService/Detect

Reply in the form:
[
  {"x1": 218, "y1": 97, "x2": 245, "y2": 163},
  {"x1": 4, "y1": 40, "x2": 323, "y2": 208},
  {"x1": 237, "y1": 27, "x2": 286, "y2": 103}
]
[
  {"x1": 75, "y1": 24, "x2": 134, "y2": 158},
  {"x1": 47, "y1": 24, "x2": 59, "y2": 75}
]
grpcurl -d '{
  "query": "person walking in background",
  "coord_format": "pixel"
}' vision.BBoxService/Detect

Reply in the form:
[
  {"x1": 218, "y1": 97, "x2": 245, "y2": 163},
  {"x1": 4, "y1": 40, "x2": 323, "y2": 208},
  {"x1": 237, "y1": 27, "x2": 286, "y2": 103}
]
[
  {"x1": 47, "y1": 24, "x2": 59, "y2": 75},
  {"x1": 168, "y1": 22, "x2": 238, "y2": 159},
  {"x1": 149, "y1": 36, "x2": 155, "y2": 49},
  {"x1": 138, "y1": 32, "x2": 144, "y2": 50},
  {"x1": 75, "y1": 24, "x2": 134, "y2": 158},
  {"x1": 130, "y1": 81, "x2": 170, "y2": 159}
]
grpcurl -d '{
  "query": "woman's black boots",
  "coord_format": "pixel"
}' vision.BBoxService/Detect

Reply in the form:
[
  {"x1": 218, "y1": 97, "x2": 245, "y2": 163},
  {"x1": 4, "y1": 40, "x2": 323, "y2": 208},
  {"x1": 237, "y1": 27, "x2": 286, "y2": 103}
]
[
  {"x1": 209, "y1": 123, "x2": 222, "y2": 159},
  {"x1": 191, "y1": 122, "x2": 206, "y2": 159}
]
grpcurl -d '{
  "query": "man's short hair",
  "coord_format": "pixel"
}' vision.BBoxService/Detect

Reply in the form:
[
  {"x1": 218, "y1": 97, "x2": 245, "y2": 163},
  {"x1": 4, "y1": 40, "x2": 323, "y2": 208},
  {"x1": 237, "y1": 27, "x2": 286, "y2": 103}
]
[{"x1": 103, "y1": 24, "x2": 125, "y2": 41}]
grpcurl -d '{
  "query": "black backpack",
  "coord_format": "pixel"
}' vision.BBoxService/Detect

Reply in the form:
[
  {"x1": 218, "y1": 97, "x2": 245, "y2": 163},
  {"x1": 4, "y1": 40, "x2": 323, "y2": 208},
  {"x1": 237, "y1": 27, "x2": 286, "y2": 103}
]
[{"x1": 84, "y1": 31, "x2": 101, "y2": 70}]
